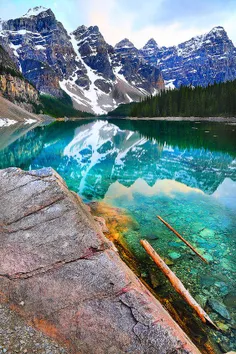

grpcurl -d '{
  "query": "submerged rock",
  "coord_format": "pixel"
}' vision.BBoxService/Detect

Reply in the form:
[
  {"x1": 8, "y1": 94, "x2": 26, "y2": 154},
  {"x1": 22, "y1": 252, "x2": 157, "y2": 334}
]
[
  {"x1": 224, "y1": 292, "x2": 236, "y2": 308},
  {"x1": 200, "y1": 275, "x2": 216, "y2": 287},
  {"x1": 200, "y1": 228, "x2": 215, "y2": 238},
  {"x1": 215, "y1": 321, "x2": 229, "y2": 332},
  {"x1": 149, "y1": 268, "x2": 161, "y2": 289},
  {"x1": 163, "y1": 257, "x2": 174, "y2": 266},
  {"x1": 168, "y1": 252, "x2": 182, "y2": 260},
  {"x1": 168, "y1": 241, "x2": 184, "y2": 248},
  {"x1": 195, "y1": 295, "x2": 207, "y2": 308},
  {"x1": 208, "y1": 298, "x2": 231, "y2": 320},
  {"x1": 215, "y1": 281, "x2": 229, "y2": 296},
  {"x1": 146, "y1": 233, "x2": 159, "y2": 240}
]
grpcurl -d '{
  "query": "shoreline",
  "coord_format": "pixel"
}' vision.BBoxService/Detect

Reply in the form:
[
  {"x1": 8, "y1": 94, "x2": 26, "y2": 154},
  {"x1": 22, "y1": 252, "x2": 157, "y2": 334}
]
[
  {"x1": 106, "y1": 116, "x2": 236, "y2": 123},
  {"x1": 54, "y1": 116, "x2": 236, "y2": 123}
]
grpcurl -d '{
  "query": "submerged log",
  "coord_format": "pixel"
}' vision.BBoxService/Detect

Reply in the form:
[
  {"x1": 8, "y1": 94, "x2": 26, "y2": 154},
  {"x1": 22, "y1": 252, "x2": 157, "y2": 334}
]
[
  {"x1": 140, "y1": 239, "x2": 218, "y2": 330},
  {"x1": 157, "y1": 215, "x2": 208, "y2": 264}
]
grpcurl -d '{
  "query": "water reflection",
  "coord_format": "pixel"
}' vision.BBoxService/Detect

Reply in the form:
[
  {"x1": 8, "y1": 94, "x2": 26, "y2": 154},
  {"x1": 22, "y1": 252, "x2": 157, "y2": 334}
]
[
  {"x1": 1, "y1": 119, "x2": 235, "y2": 201},
  {"x1": 0, "y1": 118, "x2": 236, "y2": 352}
]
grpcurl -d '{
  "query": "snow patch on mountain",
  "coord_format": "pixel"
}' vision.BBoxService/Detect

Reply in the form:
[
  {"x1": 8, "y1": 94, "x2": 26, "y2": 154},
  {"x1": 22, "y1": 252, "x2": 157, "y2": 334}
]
[
  {"x1": 165, "y1": 79, "x2": 176, "y2": 90},
  {"x1": 0, "y1": 118, "x2": 17, "y2": 127},
  {"x1": 22, "y1": 6, "x2": 49, "y2": 18},
  {"x1": 60, "y1": 34, "x2": 110, "y2": 115}
]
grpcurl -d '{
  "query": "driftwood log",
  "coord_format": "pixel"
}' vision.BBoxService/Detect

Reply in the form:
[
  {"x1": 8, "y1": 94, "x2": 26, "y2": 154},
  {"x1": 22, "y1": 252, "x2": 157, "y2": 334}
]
[
  {"x1": 140, "y1": 239, "x2": 218, "y2": 330},
  {"x1": 157, "y1": 215, "x2": 208, "y2": 264}
]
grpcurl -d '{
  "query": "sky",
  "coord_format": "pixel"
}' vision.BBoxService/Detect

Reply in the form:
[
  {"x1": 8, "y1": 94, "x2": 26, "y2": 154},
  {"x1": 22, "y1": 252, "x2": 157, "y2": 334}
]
[{"x1": 0, "y1": 0, "x2": 236, "y2": 48}]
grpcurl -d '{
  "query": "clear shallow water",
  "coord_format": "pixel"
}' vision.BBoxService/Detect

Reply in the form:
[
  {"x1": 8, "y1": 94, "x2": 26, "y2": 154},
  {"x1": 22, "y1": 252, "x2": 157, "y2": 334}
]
[{"x1": 0, "y1": 118, "x2": 236, "y2": 352}]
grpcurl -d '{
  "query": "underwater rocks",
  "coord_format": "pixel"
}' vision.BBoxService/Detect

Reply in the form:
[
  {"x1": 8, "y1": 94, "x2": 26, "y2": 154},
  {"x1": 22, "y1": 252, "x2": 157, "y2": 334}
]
[
  {"x1": 224, "y1": 292, "x2": 236, "y2": 308},
  {"x1": 199, "y1": 228, "x2": 215, "y2": 238},
  {"x1": 0, "y1": 167, "x2": 200, "y2": 354},
  {"x1": 168, "y1": 252, "x2": 182, "y2": 260},
  {"x1": 207, "y1": 298, "x2": 231, "y2": 320}
]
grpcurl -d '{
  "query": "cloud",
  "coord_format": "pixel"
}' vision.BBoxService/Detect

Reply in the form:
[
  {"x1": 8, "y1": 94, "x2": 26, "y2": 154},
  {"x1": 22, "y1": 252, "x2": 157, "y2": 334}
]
[
  {"x1": 82, "y1": 0, "x2": 236, "y2": 47},
  {"x1": 0, "y1": 0, "x2": 236, "y2": 47}
]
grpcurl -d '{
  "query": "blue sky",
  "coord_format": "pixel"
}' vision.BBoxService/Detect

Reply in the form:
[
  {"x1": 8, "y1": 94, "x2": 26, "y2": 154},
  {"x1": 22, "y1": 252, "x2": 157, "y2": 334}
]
[{"x1": 0, "y1": 0, "x2": 235, "y2": 47}]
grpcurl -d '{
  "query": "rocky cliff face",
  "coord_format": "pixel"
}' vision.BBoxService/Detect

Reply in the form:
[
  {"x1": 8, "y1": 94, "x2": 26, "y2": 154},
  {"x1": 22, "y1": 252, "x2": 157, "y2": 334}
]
[
  {"x1": 0, "y1": 7, "x2": 77, "y2": 98},
  {"x1": 62, "y1": 26, "x2": 164, "y2": 114},
  {"x1": 142, "y1": 26, "x2": 236, "y2": 88},
  {"x1": 0, "y1": 44, "x2": 40, "y2": 112},
  {"x1": 0, "y1": 7, "x2": 164, "y2": 114},
  {"x1": 112, "y1": 38, "x2": 165, "y2": 93}
]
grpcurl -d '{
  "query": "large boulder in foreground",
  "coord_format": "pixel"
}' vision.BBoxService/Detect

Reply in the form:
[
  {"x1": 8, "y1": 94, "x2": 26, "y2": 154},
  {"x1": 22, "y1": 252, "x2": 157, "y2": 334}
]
[{"x1": 0, "y1": 167, "x2": 200, "y2": 353}]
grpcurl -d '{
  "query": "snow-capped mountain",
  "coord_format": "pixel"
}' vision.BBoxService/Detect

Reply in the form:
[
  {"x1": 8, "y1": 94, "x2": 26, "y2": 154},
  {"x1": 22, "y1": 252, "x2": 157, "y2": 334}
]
[
  {"x1": 0, "y1": 7, "x2": 77, "y2": 97},
  {"x1": 142, "y1": 26, "x2": 236, "y2": 88},
  {"x1": 61, "y1": 27, "x2": 164, "y2": 114},
  {"x1": 1, "y1": 6, "x2": 235, "y2": 114},
  {"x1": 0, "y1": 7, "x2": 164, "y2": 114}
]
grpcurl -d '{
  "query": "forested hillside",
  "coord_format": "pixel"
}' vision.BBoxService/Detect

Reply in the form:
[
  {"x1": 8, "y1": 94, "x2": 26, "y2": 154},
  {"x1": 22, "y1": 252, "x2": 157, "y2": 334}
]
[{"x1": 109, "y1": 80, "x2": 236, "y2": 117}]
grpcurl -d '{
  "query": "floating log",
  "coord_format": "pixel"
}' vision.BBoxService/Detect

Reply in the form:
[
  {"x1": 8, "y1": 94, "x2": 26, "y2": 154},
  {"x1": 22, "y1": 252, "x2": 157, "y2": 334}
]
[
  {"x1": 157, "y1": 215, "x2": 208, "y2": 264},
  {"x1": 140, "y1": 239, "x2": 218, "y2": 330}
]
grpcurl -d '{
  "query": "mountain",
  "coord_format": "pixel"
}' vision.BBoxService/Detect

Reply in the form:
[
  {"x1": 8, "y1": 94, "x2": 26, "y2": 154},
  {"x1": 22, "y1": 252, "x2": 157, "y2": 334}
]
[
  {"x1": 0, "y1": 43, "x2": 40, "y2": 112},
  {"x1": 0, "y1": 7, "x2": 77, "y2": 98},
  {"x1": 0, "y1": 7, "x2": 164, "y2": 115},
  {"x1": 61, "y1": 27, "x2": 164, "y2": 114},
  {"x1": 141, "y1": 26, "x2": 236, "y2": 88},
  {"x1": 1, "y1": 6, "x2": 235, "y2": 115}
]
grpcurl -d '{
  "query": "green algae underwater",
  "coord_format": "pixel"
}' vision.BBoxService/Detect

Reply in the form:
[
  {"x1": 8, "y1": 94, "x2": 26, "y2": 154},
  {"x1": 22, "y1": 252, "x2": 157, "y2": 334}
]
[{"x1": 0, "y1": 118, "x2": 236, "y2": 353}]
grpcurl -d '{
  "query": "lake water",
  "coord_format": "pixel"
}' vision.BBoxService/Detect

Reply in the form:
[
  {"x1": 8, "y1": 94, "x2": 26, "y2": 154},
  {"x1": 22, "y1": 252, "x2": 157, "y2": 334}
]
[{"x1": 0, "y1": 118, "x2": 236, "y2": 353}]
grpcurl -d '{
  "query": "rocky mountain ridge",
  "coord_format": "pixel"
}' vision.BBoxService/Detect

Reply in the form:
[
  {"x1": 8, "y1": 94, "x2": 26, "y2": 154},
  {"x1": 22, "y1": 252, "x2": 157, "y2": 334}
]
[
  {"x1": 141, "y1": 26, "x2": 236, "y2": 88},
  {"x1": 0, "y1": 6, "x2": 235, "y2": 114},
  {"x1": 0, "y1": 7, "x2": 164, "y2": 114}
]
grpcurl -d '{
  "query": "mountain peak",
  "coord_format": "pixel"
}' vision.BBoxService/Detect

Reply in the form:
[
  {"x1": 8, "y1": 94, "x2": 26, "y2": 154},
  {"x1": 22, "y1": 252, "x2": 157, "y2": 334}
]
[
  {"x1": 72, "y1": 25, "x2": 88, "y2": 37},
  {"x1": 143, "y1": 38, "x2": 158, "y2": 49},
  {"x1": 209, "y1": 26, "x2": 226, "y2": 33},
  {"x1": 207, "y1": 26, "x2": 228, "y2": 38},
  {"x1": 22, "y1": 6, "x2": 50, "y2": 18},
  {"x1": 115, "y1": 38, "x2": 135, "y2": 49}
]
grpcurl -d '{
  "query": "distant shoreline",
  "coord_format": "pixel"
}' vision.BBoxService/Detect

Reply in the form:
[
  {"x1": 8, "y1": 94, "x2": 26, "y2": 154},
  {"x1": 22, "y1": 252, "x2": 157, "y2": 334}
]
[
  {"x1": 105, "y1": 116, "x2": 236, "y2": 123},
  {"x1": 57, "y1": 116, "x2": 236, "y2": 123}
]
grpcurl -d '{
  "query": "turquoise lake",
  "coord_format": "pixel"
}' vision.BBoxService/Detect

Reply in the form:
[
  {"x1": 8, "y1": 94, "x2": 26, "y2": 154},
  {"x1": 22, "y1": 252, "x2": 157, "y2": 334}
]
[{"x1": 0, "y1": 118, "x2": 236, "y2": 352}]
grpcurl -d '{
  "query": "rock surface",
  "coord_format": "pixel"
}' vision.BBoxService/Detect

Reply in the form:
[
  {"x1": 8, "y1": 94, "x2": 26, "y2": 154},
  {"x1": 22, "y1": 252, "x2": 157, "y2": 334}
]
[
  {"x1": 0, "y1": 44, "x2": 40, "y2": 112},
  {"x1": 142, "y1": 26, "x2": 236, "y2": 88},
  {"x1": 0, "y1": 303, "x2": 67, "y2": 353},
  {"x1": 0, "y1": 167, "x2": 200, "y2": 353}
]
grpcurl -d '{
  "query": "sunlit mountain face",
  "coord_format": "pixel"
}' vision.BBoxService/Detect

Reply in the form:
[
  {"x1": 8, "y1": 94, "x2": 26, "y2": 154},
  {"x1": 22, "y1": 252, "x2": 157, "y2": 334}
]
[{"x1": 1, "y1": 118, "x2": 236, "y2": 352}]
